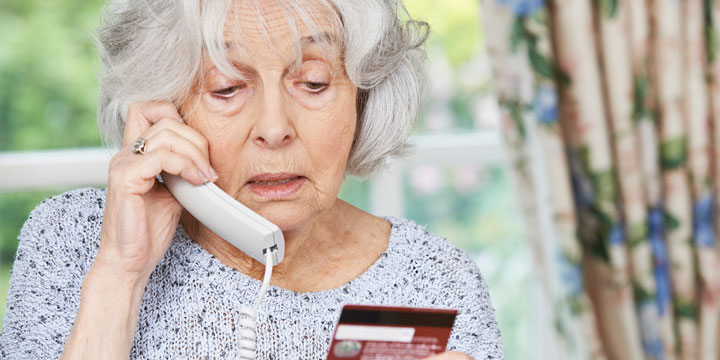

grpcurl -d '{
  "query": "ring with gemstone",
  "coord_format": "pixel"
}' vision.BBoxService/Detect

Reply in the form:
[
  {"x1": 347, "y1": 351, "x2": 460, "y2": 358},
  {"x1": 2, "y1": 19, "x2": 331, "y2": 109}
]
[{"x1": 131, "y1": 137, "x2": 147, "y2": 155}]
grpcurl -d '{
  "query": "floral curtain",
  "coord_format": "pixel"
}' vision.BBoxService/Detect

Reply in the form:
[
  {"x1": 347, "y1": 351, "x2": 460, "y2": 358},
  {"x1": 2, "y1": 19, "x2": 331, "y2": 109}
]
[{"x1": 482, "y1": 0, "x2": 720, "y2": 358}]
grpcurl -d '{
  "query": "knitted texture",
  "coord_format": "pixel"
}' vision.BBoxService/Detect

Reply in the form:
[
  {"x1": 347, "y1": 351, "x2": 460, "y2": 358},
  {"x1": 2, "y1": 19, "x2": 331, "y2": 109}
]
[{"x1": 0, "y1": 188, "x2": 505, "y2": 359}]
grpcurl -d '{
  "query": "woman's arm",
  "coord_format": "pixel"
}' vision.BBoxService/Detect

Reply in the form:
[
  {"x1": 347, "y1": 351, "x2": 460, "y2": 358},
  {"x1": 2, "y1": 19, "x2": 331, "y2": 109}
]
[
  {"x1": 438, "y1": 248, "x2": 505, "y2": 359},
  {"x1": 60, "y1": 259, "x2": 149, "y2": 359},
  {"x1": 59, "y1": 101, "x2": 215, "y2": 358},
  {"x1": 0, "y1": 191, "x2": 93, "y2": 359}
]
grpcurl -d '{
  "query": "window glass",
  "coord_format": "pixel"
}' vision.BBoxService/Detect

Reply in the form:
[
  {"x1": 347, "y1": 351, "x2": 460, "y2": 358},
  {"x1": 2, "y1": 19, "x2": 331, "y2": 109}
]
[
  {"x1": 405, "y1": 0, "x2": 501, "y2": 134},
  {"x1": 403, "y1": 163, "x2": 529, "y2": 359}
]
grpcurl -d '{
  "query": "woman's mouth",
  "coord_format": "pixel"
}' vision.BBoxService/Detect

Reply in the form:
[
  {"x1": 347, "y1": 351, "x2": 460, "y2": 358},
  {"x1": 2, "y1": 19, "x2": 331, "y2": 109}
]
[{"x1": 245, "y1": 173, "x2": 307, "y2": 200}]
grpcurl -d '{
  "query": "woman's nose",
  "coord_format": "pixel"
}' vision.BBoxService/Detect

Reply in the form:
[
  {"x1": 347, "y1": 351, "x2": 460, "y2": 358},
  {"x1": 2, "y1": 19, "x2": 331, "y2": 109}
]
[{"x1": 250, "y1": 86, "x2": 296, "y2": 149}]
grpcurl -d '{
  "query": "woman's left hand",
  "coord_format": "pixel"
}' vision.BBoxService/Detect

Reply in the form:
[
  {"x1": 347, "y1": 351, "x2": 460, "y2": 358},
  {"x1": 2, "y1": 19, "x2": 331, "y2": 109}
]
[{"x1": 423, "y1": 351, "x2": 473, "y2": 360}]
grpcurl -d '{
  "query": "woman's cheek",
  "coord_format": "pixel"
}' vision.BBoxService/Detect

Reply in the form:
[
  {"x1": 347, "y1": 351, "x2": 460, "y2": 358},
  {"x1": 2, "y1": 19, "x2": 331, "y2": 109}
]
[
  {"x1": 308, "y1": 107, "x2": 356, "y2": 159},
  {"x1": 295, "y1": 83, "x2": 357, "y2": 149}
]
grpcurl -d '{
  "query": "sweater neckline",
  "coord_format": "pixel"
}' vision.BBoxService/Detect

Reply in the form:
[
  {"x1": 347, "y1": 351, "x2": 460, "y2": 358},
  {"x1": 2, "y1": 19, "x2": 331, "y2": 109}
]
[{"x1": 174, "y1": 216, "x2": 402, "y2": 299}]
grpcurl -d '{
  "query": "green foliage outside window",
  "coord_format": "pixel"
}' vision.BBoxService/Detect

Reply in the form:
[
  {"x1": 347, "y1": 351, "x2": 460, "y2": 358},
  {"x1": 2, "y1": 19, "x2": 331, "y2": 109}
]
[{"x1": 0, "y1": 0, "x2": 104, "y2": 151}]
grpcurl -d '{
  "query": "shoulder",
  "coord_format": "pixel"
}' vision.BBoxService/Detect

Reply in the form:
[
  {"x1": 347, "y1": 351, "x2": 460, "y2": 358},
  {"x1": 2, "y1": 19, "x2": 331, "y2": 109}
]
[
  {"x1": 386, "y1": 216, "x2": 481, "y2": 282},
  {"x1": 28, "y1": 187, "x2": 106, "y2": 222},
  {"x1": 1, "y1": 188, "x2": 107, "y2": 359},
  {"x1": 385, "y1": 216, "x2": 491, "y2": 305},
  {"x1": 24, "y1": 187, "x2": 106, "y2": 238},
  {"x1": 27, "y1": 187, "x2": 106, "y2": 221},
  {"x1": 32, "y1": 187, "x2": 106, "y2": 213},
  {"x1": 385, "y1": 217, "x2": 505, "y2": 358},
  {"x1": 18, "y1": 187, "x2": 106, "y2": 265}
]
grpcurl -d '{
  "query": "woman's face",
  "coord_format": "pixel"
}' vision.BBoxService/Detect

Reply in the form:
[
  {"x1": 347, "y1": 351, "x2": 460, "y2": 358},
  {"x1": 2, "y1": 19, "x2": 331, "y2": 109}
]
[{"x1": 182, "y1": 1, "x2": 356, "y2": 231}]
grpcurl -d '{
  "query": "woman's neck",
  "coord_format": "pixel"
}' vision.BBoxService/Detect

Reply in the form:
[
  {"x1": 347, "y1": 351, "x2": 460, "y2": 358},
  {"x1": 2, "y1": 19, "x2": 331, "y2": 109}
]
[{"x1": 181, "y1": 198, "x2": 391, "y2": 292}]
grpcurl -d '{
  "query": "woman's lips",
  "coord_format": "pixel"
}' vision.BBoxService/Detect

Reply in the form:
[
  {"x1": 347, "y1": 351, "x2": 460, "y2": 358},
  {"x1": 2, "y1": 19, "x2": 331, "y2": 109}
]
[{"x1": 245, "y1": 173, "x2": 306, "y2": 199}]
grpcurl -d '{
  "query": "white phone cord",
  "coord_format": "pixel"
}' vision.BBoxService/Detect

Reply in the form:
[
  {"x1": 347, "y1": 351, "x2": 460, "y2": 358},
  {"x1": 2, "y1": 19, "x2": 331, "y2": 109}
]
[{"x1": 237, "y1": 250, "x2": 275, "y2": 360}]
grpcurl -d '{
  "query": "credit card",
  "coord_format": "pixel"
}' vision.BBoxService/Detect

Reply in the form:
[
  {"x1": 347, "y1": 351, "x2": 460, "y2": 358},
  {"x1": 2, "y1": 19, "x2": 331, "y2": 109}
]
[{"x1": 326, "y1": 304, "x2": 457, "y2": 360}]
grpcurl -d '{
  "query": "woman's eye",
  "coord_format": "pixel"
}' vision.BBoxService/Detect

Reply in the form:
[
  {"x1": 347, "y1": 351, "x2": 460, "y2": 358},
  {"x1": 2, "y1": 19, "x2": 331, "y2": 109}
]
[
  {"x1": 301, "y1": 82, "x2": 328, "y2": 93},
  {"x1": 212, "y1": 85, "x2": 244, "y2": 98}
]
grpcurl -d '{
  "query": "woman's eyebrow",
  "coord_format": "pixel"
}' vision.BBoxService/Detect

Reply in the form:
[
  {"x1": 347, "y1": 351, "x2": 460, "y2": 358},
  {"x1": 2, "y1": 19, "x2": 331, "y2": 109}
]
[
  {"x1": 219, "y1": 31, "x2": 343, "y2": 70},
  {"x1": 299, "y1": 32, "x2": 341, "y2": 48},
  {"x1": 298, "y1": 32, "x2": 344, "y2": 64}
]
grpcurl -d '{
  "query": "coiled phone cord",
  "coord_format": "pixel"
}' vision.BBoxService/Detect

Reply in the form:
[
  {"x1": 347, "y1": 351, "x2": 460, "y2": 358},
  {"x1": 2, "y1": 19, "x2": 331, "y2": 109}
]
[{"x1": 237, "y1": 250, "x2": 275, "y2": 360}]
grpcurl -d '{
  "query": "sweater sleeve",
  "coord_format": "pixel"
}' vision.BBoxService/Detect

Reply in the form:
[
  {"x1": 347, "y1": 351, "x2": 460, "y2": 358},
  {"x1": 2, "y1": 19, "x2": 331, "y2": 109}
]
[
  {"x1": 441, "y1": 248, "x2": 505, "y2": 359},
  {"x1": 0, "y1": 189, "x2": 102, "y2": 359}
]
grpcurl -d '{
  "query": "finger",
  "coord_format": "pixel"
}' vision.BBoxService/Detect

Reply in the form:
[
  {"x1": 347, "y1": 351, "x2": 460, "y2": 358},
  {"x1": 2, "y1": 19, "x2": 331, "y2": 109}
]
[
  {"x1": 144, "y1": 128, "x2": 216, "y2": 181},
  {"x1": 123, "y1": 101, "x2": 183, "y2": 148},
  {"x1": 141, "y1": 118, "x2": 211, "y2": 160},
  {"x1": 108, "y1": 148, "x2": 204, "y2": 195},
  {"x1": 126, "y1": 149, "x2": 205, "y2": 194}
]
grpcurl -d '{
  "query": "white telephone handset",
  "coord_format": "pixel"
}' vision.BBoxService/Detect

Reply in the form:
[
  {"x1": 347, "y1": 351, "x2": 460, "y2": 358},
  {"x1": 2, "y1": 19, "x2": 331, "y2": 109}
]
[
  {"x1": 161, "y1": 172, "x2": 285, "y2": 266},
  {"x1": 161, "y1": 172, "x2": 283, "y2": 358}
]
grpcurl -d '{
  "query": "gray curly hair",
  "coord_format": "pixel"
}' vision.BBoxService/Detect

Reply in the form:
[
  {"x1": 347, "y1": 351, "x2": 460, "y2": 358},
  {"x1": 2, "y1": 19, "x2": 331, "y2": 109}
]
[{"x1": 95, "y1": 0, "x2": 428, "y2": 177}]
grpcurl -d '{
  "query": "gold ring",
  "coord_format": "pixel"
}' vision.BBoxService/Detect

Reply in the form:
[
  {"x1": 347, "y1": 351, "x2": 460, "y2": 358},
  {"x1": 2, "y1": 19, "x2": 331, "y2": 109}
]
[{"x1": 131, "y1": 137, "x2": 147, "y2": 155}]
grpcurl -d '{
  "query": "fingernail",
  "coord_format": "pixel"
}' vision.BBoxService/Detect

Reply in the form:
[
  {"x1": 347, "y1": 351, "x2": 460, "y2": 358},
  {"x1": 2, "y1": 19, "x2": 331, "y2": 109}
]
[
  {"x1": 209, "y1": 167, "x2": 219, "y2": 181},
  {"x1": 198, "y1": 170, "x2": 209, "y2": 183}
]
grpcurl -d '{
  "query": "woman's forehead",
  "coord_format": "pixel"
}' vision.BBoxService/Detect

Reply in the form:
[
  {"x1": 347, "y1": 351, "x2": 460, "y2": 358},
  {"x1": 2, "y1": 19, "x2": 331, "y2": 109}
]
[
  {"x1": 223, "y1": 0, "x2": 343, "y2": 64},
  {"x1": 225, "y1": 0, "x2": 340, "y2": 42}
]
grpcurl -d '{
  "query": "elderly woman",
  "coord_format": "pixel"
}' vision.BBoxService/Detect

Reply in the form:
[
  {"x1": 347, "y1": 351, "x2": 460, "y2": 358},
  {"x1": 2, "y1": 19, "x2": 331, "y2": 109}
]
[{"x1": 0, "y1": 0, "x2": 503, "y2": 359}]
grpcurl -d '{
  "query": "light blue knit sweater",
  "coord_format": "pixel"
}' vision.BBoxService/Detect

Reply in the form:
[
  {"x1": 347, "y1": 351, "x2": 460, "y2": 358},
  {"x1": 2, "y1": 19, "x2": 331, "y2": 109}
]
[{"x1": 0, "y1": 188, "x2": 504, "y2": 359}]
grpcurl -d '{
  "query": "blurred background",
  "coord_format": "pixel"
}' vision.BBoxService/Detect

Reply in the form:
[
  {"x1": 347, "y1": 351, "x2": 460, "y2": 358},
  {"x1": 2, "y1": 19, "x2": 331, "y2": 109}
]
[{"x1": 0, "y1": 0, "x2": 531, "y2": 358}]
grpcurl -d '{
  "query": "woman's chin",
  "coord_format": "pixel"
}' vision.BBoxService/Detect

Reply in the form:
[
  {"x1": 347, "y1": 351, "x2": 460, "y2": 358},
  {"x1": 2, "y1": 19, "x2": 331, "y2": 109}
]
[
  {"x1": 244, "y1": 200, "x2": 316, "y2": 231},
  {"x1": 262, "y1": 211, "x2": 311, "y2": 232},
  {"x1": 233, "y1": 180, "x2": 338, "y2": 231}
]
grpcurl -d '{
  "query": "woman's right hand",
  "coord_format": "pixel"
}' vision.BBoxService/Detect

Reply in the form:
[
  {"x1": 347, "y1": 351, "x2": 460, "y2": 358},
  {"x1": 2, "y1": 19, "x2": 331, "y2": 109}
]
[
  {"x1": 95, "y1": 101, "x2": 217, "y2": 282},
  {"x1": 63, "y1": 101, "x2": 217, "y2": 359}
]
